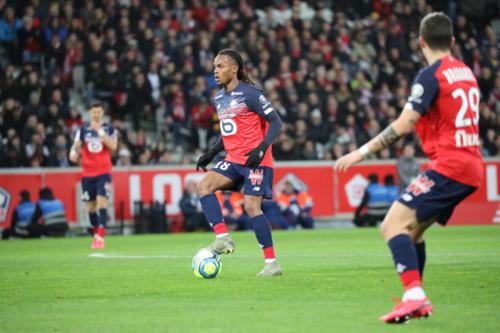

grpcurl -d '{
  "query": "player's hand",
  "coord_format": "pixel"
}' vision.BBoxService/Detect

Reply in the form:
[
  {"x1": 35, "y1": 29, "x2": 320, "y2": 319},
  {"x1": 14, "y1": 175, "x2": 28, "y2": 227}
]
[
  {"x1": 196, "y1": 151, "x2": 215, "y2": 171},
  {"x1": 69, "y1": 151, "x2": 79, "y2": 163},
  {"x1": 333, "y1": 150, "x2": 363, "y2": 172},
  {"x1": 90, "y1": 121, "x2": 101, "y2": 132},
  {"x1": 244, "y1": 142, "x2": 269, "y2": 169}
]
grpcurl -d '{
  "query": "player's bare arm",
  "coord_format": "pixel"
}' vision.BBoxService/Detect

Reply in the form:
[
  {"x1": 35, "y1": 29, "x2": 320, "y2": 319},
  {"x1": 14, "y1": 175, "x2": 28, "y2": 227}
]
[
  {"x1": 334, "y1": 108, "x2": 421, "y2": 172},
  {"x1": 69, "y1": 140, "x2": 82, "y2": 163},
  {"x1": 100, "y1": 131, "x2": 118, "y2": 151}
]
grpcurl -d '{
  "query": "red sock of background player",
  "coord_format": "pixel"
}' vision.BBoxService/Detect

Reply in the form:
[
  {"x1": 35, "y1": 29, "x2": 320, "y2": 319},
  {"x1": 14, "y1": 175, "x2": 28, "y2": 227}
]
[{"x1": 97, "y1": 208, "x2": 108, "y2": 238}]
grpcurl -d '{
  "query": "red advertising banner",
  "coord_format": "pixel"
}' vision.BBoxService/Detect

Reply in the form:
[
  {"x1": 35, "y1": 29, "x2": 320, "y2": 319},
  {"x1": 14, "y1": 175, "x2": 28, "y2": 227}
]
[
  {"x1": 0, "y1": 159, "x2": 498, "y2": 227},
  {"x1": 0, "y1": 163, "x2": 335, "y2": 227}
]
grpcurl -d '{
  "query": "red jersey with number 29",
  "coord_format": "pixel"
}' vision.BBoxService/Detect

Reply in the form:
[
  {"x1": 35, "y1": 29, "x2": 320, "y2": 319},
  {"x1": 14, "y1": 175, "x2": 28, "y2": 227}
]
[
  {"x1": 405, "y1": 55, "x2": 483, "y2": 187},
  {"x1": 214, "y1": 82, "x2": 274, "y2": 168}
]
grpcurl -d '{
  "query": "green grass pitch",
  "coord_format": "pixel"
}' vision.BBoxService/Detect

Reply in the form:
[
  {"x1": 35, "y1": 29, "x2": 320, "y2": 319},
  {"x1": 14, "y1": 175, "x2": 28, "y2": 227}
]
[{"x1": 1, "y1": 225, "x2": 499, "y2": 333}]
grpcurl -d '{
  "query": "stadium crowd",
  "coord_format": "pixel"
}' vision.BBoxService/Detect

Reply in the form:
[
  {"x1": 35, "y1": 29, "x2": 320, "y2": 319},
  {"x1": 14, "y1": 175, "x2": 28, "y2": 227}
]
[{"x1": 0, "y1": 0, "x2": 499, "y2": 168}]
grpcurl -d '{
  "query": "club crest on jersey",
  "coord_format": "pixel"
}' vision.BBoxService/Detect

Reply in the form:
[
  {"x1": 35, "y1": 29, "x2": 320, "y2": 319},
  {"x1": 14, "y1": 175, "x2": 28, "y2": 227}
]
[
  {"x1": 407, "y1": 175, "x2": 435, "y2": 196},
  {"x1": 87, "y1": 140, "x2": 104, "y2": 153},
  {"x1": 249, "y1": 169, "x2": 264, "y2": 185},
  {"x1": 0, "y1": 186, "x2": 12, "y2": 222}
]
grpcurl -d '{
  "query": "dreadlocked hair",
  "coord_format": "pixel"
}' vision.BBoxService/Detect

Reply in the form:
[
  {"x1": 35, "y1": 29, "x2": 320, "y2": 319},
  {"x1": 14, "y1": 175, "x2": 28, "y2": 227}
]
[{"x1": 217, "y1": 48, "x2": 257, "y2": 87}]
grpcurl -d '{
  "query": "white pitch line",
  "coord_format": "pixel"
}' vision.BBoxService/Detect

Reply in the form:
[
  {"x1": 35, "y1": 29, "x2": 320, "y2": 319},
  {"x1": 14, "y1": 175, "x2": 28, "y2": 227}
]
[
  {"x1": 89, "y1": 253, "x2": 191, "y2": 259},
  {"x1": 88, "y1": 253, "x2": 500, "y2": 260}
]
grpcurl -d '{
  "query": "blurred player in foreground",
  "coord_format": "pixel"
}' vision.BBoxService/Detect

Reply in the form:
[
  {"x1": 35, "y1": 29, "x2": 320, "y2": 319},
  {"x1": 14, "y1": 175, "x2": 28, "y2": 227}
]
[
  {"x1": 335, "y1": 12, "x2": 483, "y2": 323},
  {"x1": 69, "y1": 102, "x2": 117, "y2": 249},
  {"x1": 196, "y1": 49, "x2": 283, "y2": 276}
]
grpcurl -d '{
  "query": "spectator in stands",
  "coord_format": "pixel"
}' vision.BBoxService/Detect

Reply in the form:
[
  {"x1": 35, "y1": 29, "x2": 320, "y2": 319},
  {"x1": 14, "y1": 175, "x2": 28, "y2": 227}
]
[
  {"x1": 179, "y1": 181, "x2": 209, "y2": 232},
  {"x1": 2, "y1": 190, "x2": 36, "y2": 239},
  {"x1": 0, "y1": 6, "x2": 22, "y2": 63},
  {"x1": 353, "y1": 174, "x2": 389, "y2": 227},
  {"x1": 0, "y1": 0, "x2": 498, "y2": 168},
  {"x1": 31, "y1": 187, "x2": 68, "y2": 237}
]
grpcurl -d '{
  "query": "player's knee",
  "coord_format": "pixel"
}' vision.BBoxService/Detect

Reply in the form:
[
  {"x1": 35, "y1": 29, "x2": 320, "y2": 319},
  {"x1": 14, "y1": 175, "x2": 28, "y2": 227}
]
[
  {"x1": 380, "y1": 218, "x2": 392, "y2": 240},
  {"x1": 197, "y1": 179, "x2": 212, "y2": 197},
  {"x1": 96, "y1": 196, "x2": 108, "y2": 209},
  {"x1": 244, "y1": 202, "x2": 261, "y2": 217},
  {"x1": 86, "y1": 202, "x2": 97, "y2": 213}
]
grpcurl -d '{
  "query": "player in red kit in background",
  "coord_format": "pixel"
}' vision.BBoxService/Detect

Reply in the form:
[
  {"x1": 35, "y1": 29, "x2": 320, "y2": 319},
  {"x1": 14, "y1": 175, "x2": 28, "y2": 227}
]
[
  {"x1": 196, "y1": 49, "x2": 283, "y2": 276},
  {"x1": 69, "y1": 102, "x2": 117, "y2": 249},
  {"x1": 335, "y1": 12, "x2": 483, "y2": 323}
]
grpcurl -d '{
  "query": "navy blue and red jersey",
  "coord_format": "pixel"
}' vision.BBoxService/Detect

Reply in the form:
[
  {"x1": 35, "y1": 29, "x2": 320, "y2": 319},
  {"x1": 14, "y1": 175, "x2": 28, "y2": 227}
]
[
  {"x1": 74, "y1": 123, "x2": 116, "y2": 177},
  {"x1": 404, "y1": 55, "x2": 483, "y2": 187},
  {"x1": 213, "y1": 82, "x2": 274, "y2": 168}
]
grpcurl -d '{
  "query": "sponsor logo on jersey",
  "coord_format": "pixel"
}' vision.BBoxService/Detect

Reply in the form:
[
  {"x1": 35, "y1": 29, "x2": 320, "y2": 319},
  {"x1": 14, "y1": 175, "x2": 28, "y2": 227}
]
[
  {"x1": 231, "y1": 91, "x2": 243, "y2": 96},
  {"x1": 0, "y1": 186, "x2": 12, "y2": 222},
  {"x1": 401, "y1": 193, "x2": 413, "y2": 202},
  {"x1": 249, "y1": 169, "x2": 264, "y2": 185},
  {"x1": 407, "y1": 175, "x2": 435, "y2": 196},
  {"x1": 455, "y1": 130, "x2": 480, "y2": 147},
  {"x1": 218, "y1": 111, "x2": 237, "y2": 119}
]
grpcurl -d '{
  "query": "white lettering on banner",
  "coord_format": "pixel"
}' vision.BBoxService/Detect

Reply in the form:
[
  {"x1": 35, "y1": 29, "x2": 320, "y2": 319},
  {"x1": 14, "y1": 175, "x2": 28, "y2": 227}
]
[
  {"x1": 129, "y1": 175, "x2": 141, "y2": 216},
  {"x1": 153, "y1": 174, "x2": 182, "y2": 214},
  {"x1": 345, "y1": 174, "x2": 368, "y2": 207},
  {"x1": 184, "y1": 173, "x2": 205, "y2": 186},
  {"x1": 486, "y1": 165, "x2": 500, "y2": 201}
]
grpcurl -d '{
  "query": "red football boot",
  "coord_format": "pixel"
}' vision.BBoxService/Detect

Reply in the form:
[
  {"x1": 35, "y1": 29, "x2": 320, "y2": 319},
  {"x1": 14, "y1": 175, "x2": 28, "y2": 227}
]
[
  {"x1": 379, "y1": 297, "x2": 432, "y2": 324},
  {"x1": 91, "y1": 235, "x2": 105, "y2": 249}
]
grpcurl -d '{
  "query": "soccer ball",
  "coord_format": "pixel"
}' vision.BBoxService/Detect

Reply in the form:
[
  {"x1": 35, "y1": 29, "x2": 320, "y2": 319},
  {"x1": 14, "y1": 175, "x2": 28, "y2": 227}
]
[{"x1": 192, "y1": 249, "x2": 222, "y2": 279}]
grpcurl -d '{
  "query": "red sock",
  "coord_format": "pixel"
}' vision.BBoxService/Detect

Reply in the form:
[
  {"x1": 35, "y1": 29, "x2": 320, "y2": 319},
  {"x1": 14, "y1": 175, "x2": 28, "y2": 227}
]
[
  {"x1": 400, "y1": 270, "x2": 422, "y2": 290},
  {"x1": 96, "y1": 227, "x2": 106, "y2": 238},
  {"x1": 263, "y1": 246, "x2": 276, "y2": 260},
  {"x1": 213, "y1": 223, "x2": 228, "y2": 236}
]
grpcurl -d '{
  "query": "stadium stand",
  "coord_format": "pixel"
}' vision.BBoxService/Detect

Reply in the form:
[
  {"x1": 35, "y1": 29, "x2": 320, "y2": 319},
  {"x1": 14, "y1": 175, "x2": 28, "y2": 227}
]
[{"x1": 0, "y1": 0, "x2": 499, "y2": 167}]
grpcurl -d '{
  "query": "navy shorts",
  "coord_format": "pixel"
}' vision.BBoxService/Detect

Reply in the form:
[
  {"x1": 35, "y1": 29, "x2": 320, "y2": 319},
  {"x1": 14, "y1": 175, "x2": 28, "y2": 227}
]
[
  {"x1": 211, "y1": 160, "x2": 274, "y2": 199},
  {"x1": 81, "y1": 174, "x2": 112, "y2": 202},
  {"x1": 398, "y1": 170, "x2": 477, "y2": 225}
]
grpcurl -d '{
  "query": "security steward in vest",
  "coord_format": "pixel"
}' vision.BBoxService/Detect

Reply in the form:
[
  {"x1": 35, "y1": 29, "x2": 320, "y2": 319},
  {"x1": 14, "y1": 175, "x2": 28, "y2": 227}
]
[
  {"x1": 353, "y1": 174, "x2": 391, "y2": 227},
  {"x1": 2, "y1": 190, "x2": 37, "y2": 239},
  {"x1": 31, "y1": 187, "x2": 69, "y2": 237}
]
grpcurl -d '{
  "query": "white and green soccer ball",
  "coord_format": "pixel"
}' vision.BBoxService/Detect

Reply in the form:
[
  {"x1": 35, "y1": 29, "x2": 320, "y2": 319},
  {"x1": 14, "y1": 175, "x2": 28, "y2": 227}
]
[{"x1": 192, "y1": 249, "x2": 222, "y2": 279}]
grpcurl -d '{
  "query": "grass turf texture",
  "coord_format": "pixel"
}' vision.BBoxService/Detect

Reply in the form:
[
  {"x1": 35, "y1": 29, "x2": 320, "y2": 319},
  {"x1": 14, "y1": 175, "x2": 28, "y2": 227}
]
[{"x1": 1, "y1": 225, "x2": 499, "y2": 333}]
